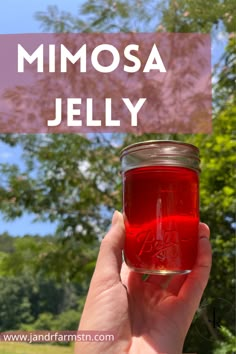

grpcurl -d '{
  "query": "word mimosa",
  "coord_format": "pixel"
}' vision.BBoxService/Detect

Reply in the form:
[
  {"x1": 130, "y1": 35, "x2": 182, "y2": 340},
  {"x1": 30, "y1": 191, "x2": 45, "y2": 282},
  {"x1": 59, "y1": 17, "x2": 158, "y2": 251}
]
[{"x1": 18, "y1": 43, "x2": 167, "y2": 127}]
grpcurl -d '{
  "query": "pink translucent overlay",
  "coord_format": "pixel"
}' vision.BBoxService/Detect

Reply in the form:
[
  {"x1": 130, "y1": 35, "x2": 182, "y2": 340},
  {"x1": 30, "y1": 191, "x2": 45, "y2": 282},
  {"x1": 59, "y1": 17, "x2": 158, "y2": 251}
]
[{"x1": 0, "y1": 33, "x2": 211, "y2": 133}]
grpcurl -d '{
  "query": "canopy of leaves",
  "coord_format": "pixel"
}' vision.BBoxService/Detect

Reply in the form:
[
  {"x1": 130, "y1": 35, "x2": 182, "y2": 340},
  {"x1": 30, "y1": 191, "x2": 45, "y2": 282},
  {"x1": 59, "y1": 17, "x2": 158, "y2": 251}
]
[{"x1": 0, "y1": 1, "x2": 235, "y2": 353}]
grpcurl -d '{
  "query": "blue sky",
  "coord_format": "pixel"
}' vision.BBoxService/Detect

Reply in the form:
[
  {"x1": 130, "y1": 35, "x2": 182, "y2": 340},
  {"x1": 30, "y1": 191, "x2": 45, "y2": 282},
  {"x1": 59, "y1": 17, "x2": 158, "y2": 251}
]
[
  {"x1": 0, "y1": 1, "x2": 83, "y2": 34},
  {"x1": 0, "y1": 1, "x2": 85, "y2": 236},
  {"x1": 0, "y1": 1, "x2": 227, "y2": 236}
]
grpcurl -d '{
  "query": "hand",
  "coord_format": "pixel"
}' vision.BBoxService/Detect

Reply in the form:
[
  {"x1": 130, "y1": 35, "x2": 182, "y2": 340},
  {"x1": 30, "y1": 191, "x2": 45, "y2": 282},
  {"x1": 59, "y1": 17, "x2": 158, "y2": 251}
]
[{"x1": 75, "y1": 211, "x2": 212, "y2": 354}]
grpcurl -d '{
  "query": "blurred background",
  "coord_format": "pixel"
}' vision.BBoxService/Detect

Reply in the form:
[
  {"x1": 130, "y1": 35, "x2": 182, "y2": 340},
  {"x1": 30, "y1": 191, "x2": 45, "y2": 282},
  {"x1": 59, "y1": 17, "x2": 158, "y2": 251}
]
[{"x1": 0, "y1": 1, "x2": 235, "y2": 353}]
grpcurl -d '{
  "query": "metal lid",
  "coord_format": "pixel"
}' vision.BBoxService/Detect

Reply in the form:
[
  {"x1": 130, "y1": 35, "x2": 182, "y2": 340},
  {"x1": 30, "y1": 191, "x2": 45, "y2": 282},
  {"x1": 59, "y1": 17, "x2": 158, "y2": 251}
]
[{"x1": 120, "y1": 140, "x2": 200, "y2": 173}]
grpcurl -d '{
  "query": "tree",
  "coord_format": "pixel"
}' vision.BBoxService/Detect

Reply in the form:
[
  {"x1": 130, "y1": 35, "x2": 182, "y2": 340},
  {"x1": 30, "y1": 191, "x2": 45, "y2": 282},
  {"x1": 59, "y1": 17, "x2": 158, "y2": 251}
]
[
  {"x1": 0, "y1": 1, "x2": 235, "y2": 353},
  {"x1": 0, "y1": 275, "x2": 33, "y2": 331},
  {"x1": 0, "y1": 234, "x2": 86, "y2": 332}
]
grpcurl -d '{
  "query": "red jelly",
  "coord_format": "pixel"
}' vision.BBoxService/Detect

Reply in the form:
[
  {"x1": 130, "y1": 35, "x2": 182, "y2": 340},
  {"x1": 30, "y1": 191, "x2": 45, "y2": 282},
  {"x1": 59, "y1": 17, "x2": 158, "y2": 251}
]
[{"x1": 120, "y1": 141, "x2": 200, "y2": 275}]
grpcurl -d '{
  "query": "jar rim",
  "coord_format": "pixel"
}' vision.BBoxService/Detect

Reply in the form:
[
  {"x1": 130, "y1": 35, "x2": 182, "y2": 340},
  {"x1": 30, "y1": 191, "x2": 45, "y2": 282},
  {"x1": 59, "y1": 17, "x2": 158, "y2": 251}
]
[
  {"x1": 120, "y1": 140, "x2": 200, "y2": 173},
  {"x1": 120, "y1": 140, "x2": 199, "y2": 158}
]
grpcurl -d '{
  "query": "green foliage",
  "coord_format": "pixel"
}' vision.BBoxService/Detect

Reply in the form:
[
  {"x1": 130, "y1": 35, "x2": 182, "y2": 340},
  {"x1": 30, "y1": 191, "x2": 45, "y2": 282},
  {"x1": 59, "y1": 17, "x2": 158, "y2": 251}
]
[
  {"x1": 35, "y1": 5, "x2": 81, "y2": 33},
  {"x1": 0, "y1": 271, "x2": 84, "y2": 332},
  {"x1": 0, "y1": 232, "x2": 15, "y2": 253},
  {"x1": 0, "y1": 234, "x2": 86, "y2": 332},
  {"x1": 54, "y1": 309, "x2": 82, "y2": 331},
  {"x1": 0, "y1": 276, "x2": 33, "y2": 331},
  {"x1": 35, "y1": 0, "x2": 235, "y2": 34},
  {"x1": 0, "y1": 134, "x2": 114, "y2": 282},
  {"x1": 27, "y1": 312, "x2": 55, "y2": 331},
  {"x1": 0, "y1": 2, "x2": 235, "y2": 354},
  {"x1": 21, "y1": 310, "x2": 82, "y2": 346},
  {"x1": 160, "y1": 0, "x2": 235, "y2": 33},
  {"x1": 213, "y1": 326, "x2": 236, "y2": 354},
  {"x1": 23, "y1": 308, "x2": 81, "y2": 331},
  {"x1": 36, "y1": 0, "x2": 163, "y2": 33}
]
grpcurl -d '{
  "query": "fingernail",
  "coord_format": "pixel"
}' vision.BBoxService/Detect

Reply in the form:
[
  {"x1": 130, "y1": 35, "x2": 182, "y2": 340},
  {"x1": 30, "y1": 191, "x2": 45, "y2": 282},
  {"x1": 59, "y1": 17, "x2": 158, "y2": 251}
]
[
  {"x1": 200, "y1": 236, "x2": 210, "y2": 241},
  {"x1": 199, "y1": 223, "x2": 210, "y2": 239},
  {"x1": 111, "y1": 210, "x2": 121, "y2": 226}
]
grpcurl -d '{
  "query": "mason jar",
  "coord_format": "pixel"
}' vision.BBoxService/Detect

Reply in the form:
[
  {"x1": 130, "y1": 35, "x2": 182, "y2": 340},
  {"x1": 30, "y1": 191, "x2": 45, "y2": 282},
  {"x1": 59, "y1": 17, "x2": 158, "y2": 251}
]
[{"x1": 120, "y1": 140, "x2": 200, "y2": 275}]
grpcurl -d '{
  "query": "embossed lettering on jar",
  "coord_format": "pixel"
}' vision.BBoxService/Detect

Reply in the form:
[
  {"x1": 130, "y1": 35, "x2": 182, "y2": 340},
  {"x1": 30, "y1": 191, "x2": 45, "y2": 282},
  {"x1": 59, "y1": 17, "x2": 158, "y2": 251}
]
[{"x1": 120, "y1": 141, "x2": 200, "y2": 275}]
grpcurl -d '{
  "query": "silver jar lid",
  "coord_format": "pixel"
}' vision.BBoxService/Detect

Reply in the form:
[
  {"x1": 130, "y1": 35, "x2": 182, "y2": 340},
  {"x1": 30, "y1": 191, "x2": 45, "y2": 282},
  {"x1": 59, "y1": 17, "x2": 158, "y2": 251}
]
[{"x1": 120, "y1": 140, "x2": 200, "y2": 173}]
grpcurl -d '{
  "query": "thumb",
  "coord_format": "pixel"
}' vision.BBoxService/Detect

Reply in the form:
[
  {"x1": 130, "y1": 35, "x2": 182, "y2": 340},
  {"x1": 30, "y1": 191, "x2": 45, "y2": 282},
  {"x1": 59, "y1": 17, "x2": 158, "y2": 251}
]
[
  {"x1": 91, "y1": 211, "x2": 125, "y2": 287},
  {"x1": 176, "y1": 223, "x2": 212, "y2": 329}
]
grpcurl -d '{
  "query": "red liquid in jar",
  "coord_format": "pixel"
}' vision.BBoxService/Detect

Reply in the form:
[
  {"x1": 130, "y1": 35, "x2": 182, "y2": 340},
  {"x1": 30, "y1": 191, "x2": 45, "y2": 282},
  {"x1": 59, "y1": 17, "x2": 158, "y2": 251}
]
[{"x1": 123, "y1": 166, "x2": 199, "y2": 273}]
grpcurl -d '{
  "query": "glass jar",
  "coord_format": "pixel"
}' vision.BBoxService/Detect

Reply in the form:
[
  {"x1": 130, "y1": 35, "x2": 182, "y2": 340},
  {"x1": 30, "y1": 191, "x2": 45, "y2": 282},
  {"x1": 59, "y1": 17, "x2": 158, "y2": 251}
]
[{"x1": 120, "y1": 140, "x2": 200, "y2": 275}]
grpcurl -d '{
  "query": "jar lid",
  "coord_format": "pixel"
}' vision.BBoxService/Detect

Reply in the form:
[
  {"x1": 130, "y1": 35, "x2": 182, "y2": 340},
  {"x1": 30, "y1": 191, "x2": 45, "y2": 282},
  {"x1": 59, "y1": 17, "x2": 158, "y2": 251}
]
[{"x1": 120, "y1": 140, "x2": 200, "y2": 173}]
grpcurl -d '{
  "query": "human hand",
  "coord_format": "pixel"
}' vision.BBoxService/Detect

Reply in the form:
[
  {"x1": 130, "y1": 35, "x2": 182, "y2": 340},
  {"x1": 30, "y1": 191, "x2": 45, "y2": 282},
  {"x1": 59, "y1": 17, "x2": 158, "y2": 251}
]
[{"x1": 75, "y1": 211, "x2": 211, "y2": 354}]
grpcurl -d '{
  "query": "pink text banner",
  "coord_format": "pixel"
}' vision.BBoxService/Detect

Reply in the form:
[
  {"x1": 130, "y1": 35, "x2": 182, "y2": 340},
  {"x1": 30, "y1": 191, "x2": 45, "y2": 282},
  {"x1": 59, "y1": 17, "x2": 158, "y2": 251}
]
[{"x1": 0, "y1": 33, "x2": 211, "y2": 133}]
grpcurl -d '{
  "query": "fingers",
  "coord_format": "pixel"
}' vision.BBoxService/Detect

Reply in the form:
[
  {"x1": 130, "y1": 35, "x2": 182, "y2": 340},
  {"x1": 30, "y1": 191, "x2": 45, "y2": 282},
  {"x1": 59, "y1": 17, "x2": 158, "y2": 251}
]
[
  {"x1": 177, "y1": 223, "x2": 212, "y2": 320},
  {"x1": 120, "y1": 261, "x2": 131, "y2": 287},
  {"x1": 164, "y1": 223, "x2": 211, "y2": 295},
  {"x1": 91, "y1": 211, "x2": 125, "y2": 288},
  {"x1": 138, "y1": 223, "x2": 211, "y2": 296}
]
